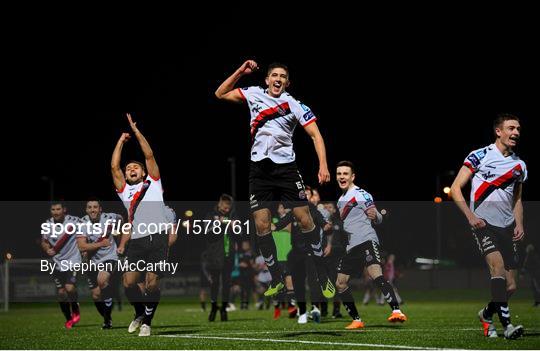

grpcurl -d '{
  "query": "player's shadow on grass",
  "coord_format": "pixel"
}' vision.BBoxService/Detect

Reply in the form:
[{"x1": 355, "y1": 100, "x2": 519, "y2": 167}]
[
  {"x1": 283, "y1": 331, "x2": 343, "y2": 338},
  {"x1": 524, "y1": 332, "x2": 540, "y2": 337},
  {"x1": 152, "y1": 325, "x2": 199, "y2": 329}
]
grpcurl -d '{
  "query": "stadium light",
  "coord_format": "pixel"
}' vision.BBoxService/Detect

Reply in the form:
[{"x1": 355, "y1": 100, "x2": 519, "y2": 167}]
[
  {"x1": 380, "y1": 209, "x2": 387, "y2": 215},
  {"x1": 443, "y1": 186, "x2": 451, "y2": 194},
  {"x1": 184, "y1": 210, "x2": 193, "y2": 217},
  {"x1": 434, "y1": 196, "x2": 443, "y2": 203}
]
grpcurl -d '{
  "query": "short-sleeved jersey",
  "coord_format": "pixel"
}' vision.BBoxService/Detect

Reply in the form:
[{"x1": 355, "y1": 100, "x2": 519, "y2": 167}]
[
  {"x1": 77, "y1": 213, "x2": 121, "y2": 264},
  {"x1": 42, "y1": 215, "x2": 82, "y2": 271},
  {"x1": 463, "y1": 144, "x2": 527, "y2": 228},
  {"x1": 116, "y1": 175, "x2": 167, "y2": 239},
  {"x1": 337, "y1": 186, "x2": 379, "y2": 252},
  {"x1": 238, "y1": 86, "x2": 317, "y2": 164}
]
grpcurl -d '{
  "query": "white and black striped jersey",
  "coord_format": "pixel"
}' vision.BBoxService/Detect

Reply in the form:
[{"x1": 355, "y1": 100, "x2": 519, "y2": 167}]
[
  {"x1": 238, "y1": 86, "x2": 317, "y2": 164},
  {"x1": 463, "y1": 144, "x2": 527, "y2": 228},
  {"x1": 41, "y1": 215, "x2": 82, "y2": 271},
  {"x1": 337, "y1": 186, "x2": 379, "y2": 252},
  {"x1": 77, "y1": 212, "x2": 121, "y2": 264}
]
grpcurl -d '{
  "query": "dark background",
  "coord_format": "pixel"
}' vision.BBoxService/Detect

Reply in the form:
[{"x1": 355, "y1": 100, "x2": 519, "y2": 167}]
[
  {"x1": 4, "y1": 20, "x2": 539, "y2": 203},
  {"x1": 1, "y1": 11, "x2": 540, "y2": 266}
]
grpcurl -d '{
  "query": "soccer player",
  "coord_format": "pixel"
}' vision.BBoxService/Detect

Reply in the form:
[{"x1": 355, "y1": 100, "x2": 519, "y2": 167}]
[
  {"x1": 111, "y1": 113, "x2": 170, "y2": 337},
  {"x1": 215, "y1": 60, "x2": 334, "y2": 299},
  {"x1": 450, "y1": 114, "x2": 526, "y2": 339},
  {"x1": 40, "y1": 202, "x2": 82, "y2": 329},
  {"x1": 76, "y1": 199, "x2": 122, "y2": 329},
  {"x1": 203, "y1": 194, "x2": 242, "y2": 322},
  {"x1": 335, "y1": 161, "x2": 406, "y2": 329}
]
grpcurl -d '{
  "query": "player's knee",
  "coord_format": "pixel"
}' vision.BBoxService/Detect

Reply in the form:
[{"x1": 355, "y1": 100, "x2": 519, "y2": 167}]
[
  {"x1": 336, "y1": 279, "x2": 348, "y2": 293},
  {"x1": 255, "y1": 221, "x2": 271, "y2": 235},
  {"x1": 64, "y1": 284, "x2": 76, "y2": 294},
  {"x1": 506, "y1": 281, "x2": 517, "y2": 295},
  {"x1": 123, "y1": 275, "x2": 137, "y2": 289},
  {"x1": 57, "y1": 288, "x2": 68, "y2": 300},
  {"x1": 91, "y1": 291, "x2": 101, "y2": 301}
]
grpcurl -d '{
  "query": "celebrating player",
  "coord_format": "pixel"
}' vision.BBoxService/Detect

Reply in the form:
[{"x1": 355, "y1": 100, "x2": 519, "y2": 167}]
[
  {"x1": 215, "y1": 60, "x2": 334, "y2": 299},
  {"x1": 450, "y1": 114, "x2": 526, "y2": 339}
]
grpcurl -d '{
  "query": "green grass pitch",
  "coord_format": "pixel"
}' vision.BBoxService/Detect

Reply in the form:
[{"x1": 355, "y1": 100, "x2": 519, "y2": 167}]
[{"x1": 0, "y1": 291, "x2": 539, "y2": 349}]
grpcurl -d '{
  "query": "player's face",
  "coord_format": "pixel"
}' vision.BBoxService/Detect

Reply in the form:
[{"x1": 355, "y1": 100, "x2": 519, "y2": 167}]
[
  {"x1": 324, "y1": 202, "x2": 336, "y2": 214},
  {"x1": 50, "y1": 204, "x2": 65, "y2": 222},
  {"x1": 217, "y1": 200, "x2": 232, "y2": 216},
  {"x1": 336, "y1": 166, "x2": 355, "y2": 191},
  {"x1": 86, "y1": 201, "x2": 102, "y2": 221},
  {"x1": 125, "y1": 163, "x2": 145, "y2": 184},
  {"x1": 310, "y1": 189, "x2": 321, "y2": 206},
  {"x1": 265, "y1": 68, "x2": 290, "y2": 97},
  {"x1": 496, "y1": 120, "x2": 521, "y2": 149}
]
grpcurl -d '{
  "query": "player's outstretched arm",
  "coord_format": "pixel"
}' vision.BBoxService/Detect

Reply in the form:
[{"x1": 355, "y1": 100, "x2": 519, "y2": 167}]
[
  {"x1": 450, "y1": 166, "x2": 485, "y2": 229},
  {"x1": 513, "y1": 182, "x2": 525, "y2": 241},
  {"x1": 76, "y1": 236, "x2": 110, "y2": 253},
  {"x1": 126, "y1": 113, "x2": 160, "y2": 180},
  {"x1": 303, "y1": 122, "x2": 330, "y2": 185},
  {"x1": 111, "y1": 133, "x2": 130, "y2": 191},
  {"x1": 215, "y1": 60, "x2": 258, "y2": 103}
]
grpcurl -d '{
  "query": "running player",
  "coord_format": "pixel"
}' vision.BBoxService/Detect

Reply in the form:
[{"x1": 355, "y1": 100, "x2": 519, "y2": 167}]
[
  {"x1": 215, "y1": 60, "x2": 334, "y2": 299},
  {"x1": 335, "y1": 161, "x2": 406, "y2": 329},
  {"x1": 450, "y1": 113, "x2": 526, "y2": 339},
  {"x1": 76, "y1": 199, "x2": 122, "y2": 329},
  {"x1": 111, "y1": 113, "x2": 169, "y2": 337},
  {"x1": 40, "y1": 202, "x2": 82, "y2": 329}
]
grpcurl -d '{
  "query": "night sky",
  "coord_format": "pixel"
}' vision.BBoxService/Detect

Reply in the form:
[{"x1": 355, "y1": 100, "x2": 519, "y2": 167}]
[{"x1": 5, "y1": 21, "x2": 540, "y2": 203}]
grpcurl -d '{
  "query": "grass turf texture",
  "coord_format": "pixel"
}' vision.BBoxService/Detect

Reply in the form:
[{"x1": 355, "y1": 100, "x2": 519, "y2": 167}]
[{"x1": 0, "y1": 290, "x2": 539, "y2": 349}]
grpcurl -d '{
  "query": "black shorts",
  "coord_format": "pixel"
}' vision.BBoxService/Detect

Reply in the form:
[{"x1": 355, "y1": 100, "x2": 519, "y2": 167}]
[
  {"x1": 86, "y1": 260, "x2": 118, "y2": 289},
  {"x1": 278, "y1": 261, "x2": 291, "y2": 277},
  {"x1": 52, "y1": 270, "x2": 78, "y2": 289},
  {"x1": 472, "y1": 222, "x2": 519, "y2": 270},
  {"x1": 125, "y1": 232, "x2": 169, "y2": 276},
  {"x1": 337, "y1": 240, "x2": 382, "y2": 276},
  {"x1": 249, "y1": 159, "x2": 307, "y2": 211}
]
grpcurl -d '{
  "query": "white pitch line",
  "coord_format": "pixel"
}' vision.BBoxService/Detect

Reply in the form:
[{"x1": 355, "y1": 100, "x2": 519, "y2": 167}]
[
  {"x1": 159, "y1": 334, "x2": 458, "y2": 350},
  {"x1": 189, "y1": 328, "x2": 479, "y2": 335}
]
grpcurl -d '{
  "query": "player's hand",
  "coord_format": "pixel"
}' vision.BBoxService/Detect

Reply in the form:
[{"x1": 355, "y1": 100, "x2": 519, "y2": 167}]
[
  {"x1": 366, "y1": 207, "x2": 378, "y2": 221},
  {"x1": 100, "y1": 239, "x2": 111, "y2": 248},
  {"x1": 116, "y1": 246, "x2": 125, "y2": 255},
  {"x1": 126, "y1": 113, "x2": 140, "y2": 133},
  {"x1": 323, "y1": 244, "x2": 332, "y2": 257},
  {"x1": 468, "y1": 215, "x2": 486, "y2": 230},
  {"x1": 119, "y1": 132, "x2": 131, "y2": 144},
  {"x1": 513, "y1": 225, "x2": 525, "y2": 241},
  {"x1": 46, "y1": 248, "x2": 56, "y2": 257},
  {"x1": 318, "y1": 165, "x2": 330, "y2": 185},
  {"x1": 323, "y1": 223, "x2": 332, "y2": 232},
  {"x1": 271, "y1": 223, "x2": 277, "y2": 231},
  {"x1": 238, "y1": 60, "x2": 258, "y2": 76}
]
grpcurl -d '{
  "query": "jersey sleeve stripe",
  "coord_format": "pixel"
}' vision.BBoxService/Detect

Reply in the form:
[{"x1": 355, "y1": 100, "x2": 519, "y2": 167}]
[
  {"x1": 463, "y1": 161, "x2": 475, "y2": 173},
  {"x1": 302, "y1": 118, "x2": 317, "y2": 128}
]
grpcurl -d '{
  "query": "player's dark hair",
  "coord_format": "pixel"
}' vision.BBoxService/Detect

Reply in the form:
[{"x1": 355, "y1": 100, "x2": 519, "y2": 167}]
[
  {"x1": 493, "y1": 113, "x2": 520, "y2": 136},
  {"x1": 86, "y1": 197, "x2": 101, "y2": 206},
  {"x1": 50, "y1": 200, "x2": 65, "y2": 208},
  {"x1": 219, "y1": 193, "x2": 233, "y2": 203},
  {"x1": 267, "y1": 62, "x2": 289, "y2": 77},
  {"x1": 337, "y1": 160, "x2": 356, "y2": 174},
  {"x1": 124, "y1": 160, "x2": 146, "y2": 173}
]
